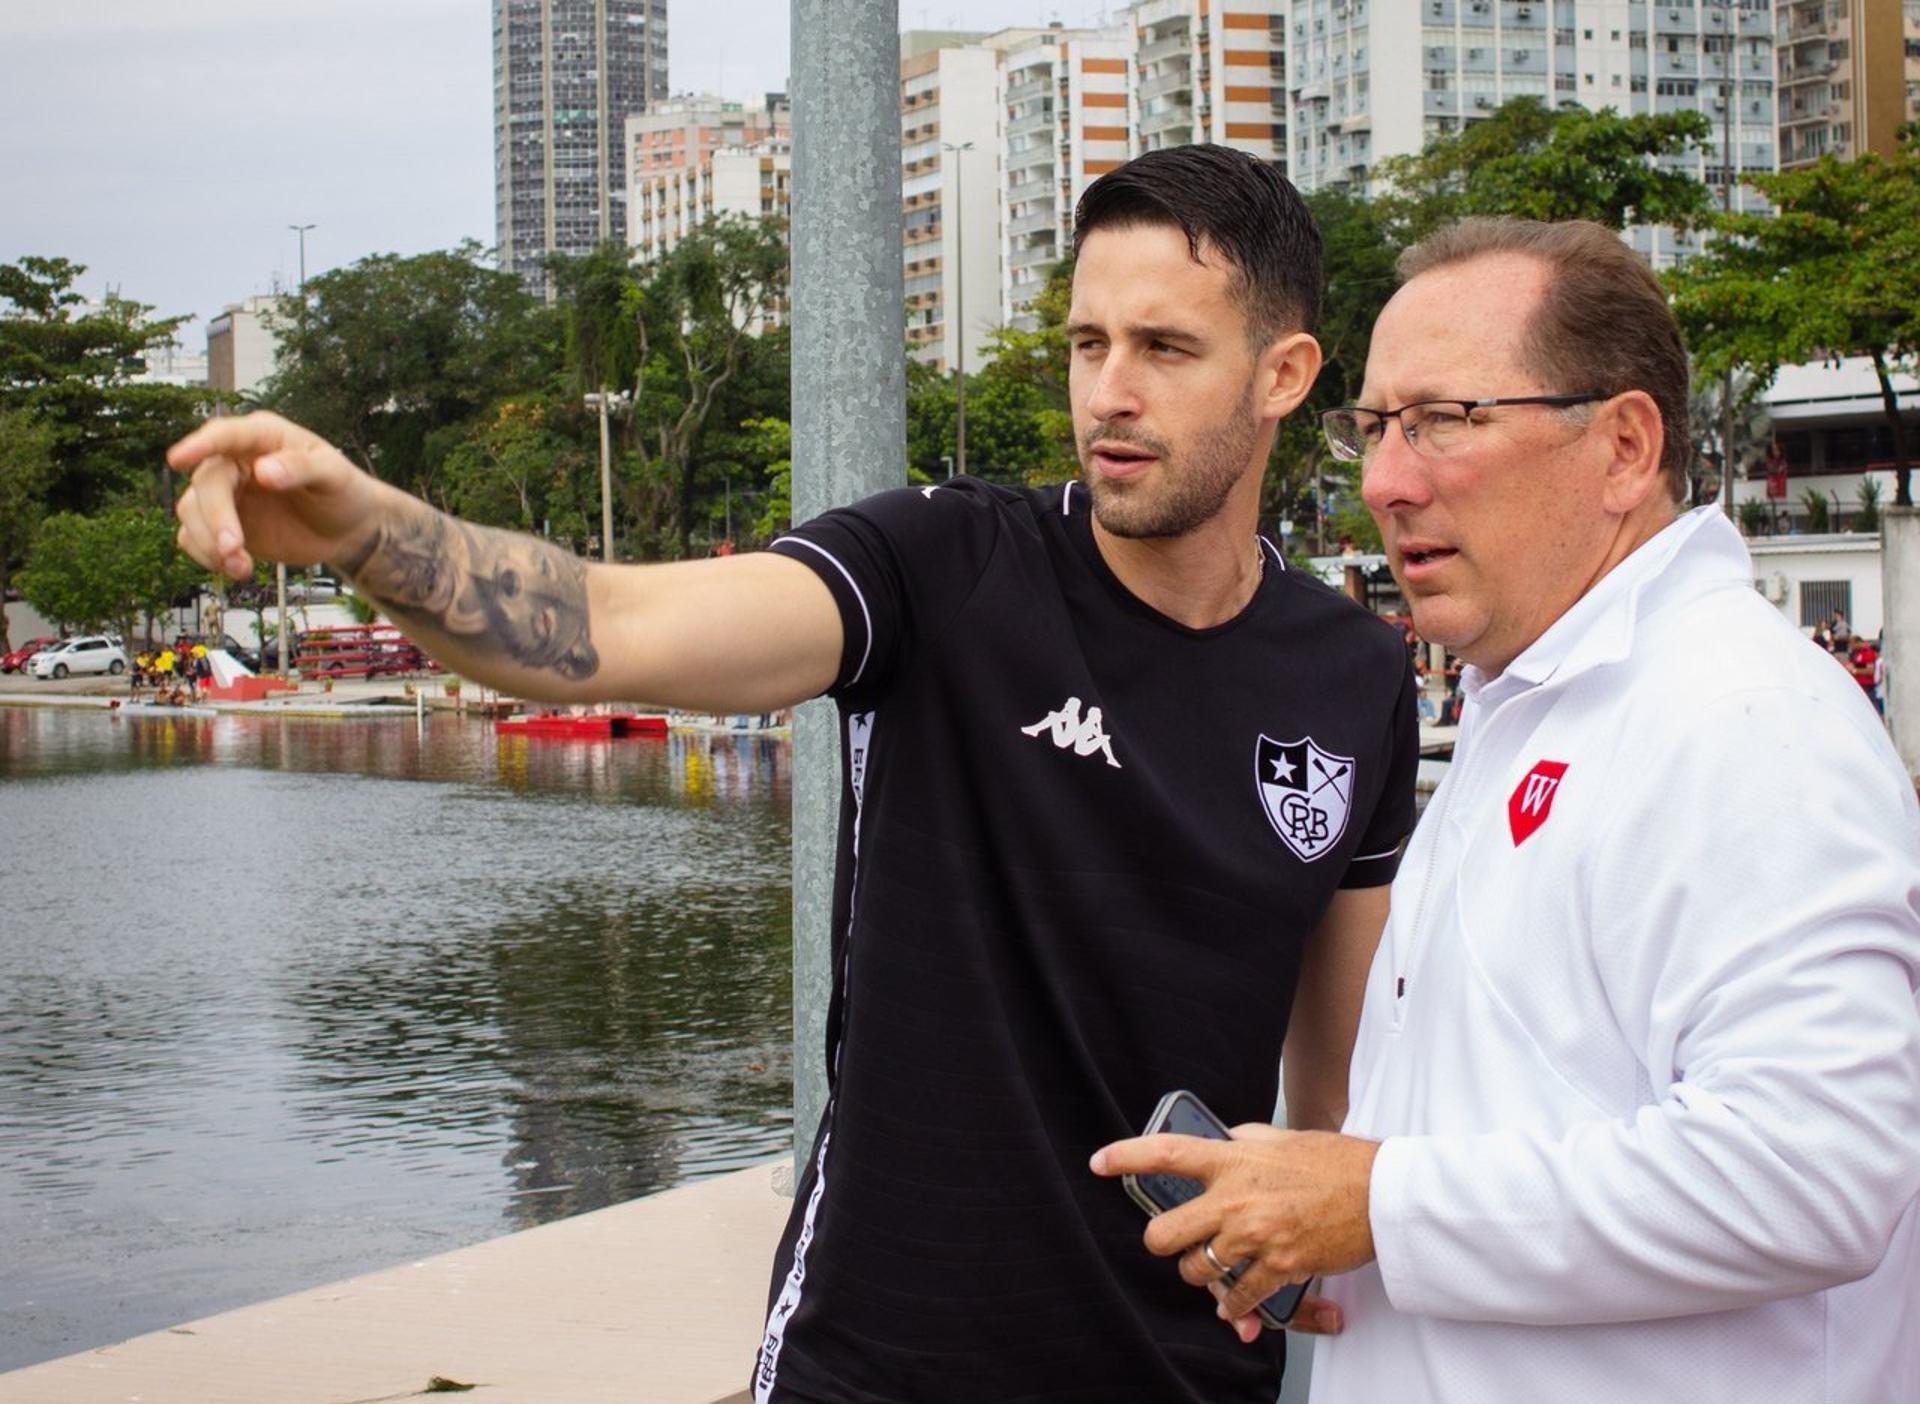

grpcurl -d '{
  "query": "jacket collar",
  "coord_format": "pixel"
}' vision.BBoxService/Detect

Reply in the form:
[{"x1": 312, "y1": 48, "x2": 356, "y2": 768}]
[{"x1": 1463, "y1": 507, "x2": 1746, "y2": 709}]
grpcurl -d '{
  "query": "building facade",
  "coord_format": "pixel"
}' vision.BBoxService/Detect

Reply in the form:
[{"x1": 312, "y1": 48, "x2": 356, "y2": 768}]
[
  {"x1": 1776, "y1": 0, "x2": 1915, "y2": 168},
  {"x1": 1131, "y1": 0, "x2": 1288, "y2": 165},
  {"x1": 493, "y1": 0, "x2": 668, "y2": 292},
  {"x1": 626, "y1": 93, "x2": 789, "y2": 182},
  {"x1": 206, "y1": 296, "x2": 284, "y2": 397},
  {"x1": 1001, "y1": 25, "x2": 1134, "y2": 329}
]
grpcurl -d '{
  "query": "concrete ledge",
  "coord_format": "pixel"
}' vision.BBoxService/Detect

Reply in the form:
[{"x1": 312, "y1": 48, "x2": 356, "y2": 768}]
[{"x1": 0, "y1": 1161, "x2": 789, "y2": 1404}]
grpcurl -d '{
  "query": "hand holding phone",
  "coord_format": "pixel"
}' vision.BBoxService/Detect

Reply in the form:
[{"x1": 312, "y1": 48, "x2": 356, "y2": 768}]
[{"x1": 1120, "y1": 1089, "x2": 1311, "y2": 1330}]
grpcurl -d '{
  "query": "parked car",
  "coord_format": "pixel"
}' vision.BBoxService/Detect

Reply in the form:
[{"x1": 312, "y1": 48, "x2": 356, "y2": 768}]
[
  {"x1": 28, "y1": 635, "x2": 128, "y2": 679},
  {"x1": 287, "y1": 572, "x2": 346, "y2": 601},
  {"x1": 173, "y1": 633, "x2": 262, "y2": 672},
  {"x1": 1, "y1": 636, "x2": 62, "y2": 674}
]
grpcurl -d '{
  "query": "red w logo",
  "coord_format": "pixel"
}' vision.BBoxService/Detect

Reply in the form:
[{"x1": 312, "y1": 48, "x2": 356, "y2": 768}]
[{"x1": 1508, "y1": 760, "x2": 1569, "y2": 846}]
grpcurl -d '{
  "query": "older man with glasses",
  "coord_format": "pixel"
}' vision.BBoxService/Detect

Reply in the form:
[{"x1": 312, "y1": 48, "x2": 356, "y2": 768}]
[{"x1": 1096, "y1": 216, "x2": 1920, "y2": 1403}]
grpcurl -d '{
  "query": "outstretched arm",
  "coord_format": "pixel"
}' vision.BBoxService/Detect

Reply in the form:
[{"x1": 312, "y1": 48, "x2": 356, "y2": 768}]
[{"x1": 169, "y1": 411, "x2": 841, "y2": 708}]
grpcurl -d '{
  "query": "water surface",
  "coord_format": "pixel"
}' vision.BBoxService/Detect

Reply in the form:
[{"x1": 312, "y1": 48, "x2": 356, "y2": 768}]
[{"x1": 0, "y1": 706, "x2": 793, "y2": 1371}]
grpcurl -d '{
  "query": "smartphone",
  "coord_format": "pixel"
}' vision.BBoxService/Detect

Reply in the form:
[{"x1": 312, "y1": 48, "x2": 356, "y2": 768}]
[{"x1": 1120, "y1": 1089, "x2": 1309, "y2": 1329}]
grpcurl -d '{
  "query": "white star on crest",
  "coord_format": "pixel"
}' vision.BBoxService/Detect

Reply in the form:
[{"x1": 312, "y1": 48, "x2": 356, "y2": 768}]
[{"x1": 1270, "y1": 754, "x2": 1296, "y2": 784}]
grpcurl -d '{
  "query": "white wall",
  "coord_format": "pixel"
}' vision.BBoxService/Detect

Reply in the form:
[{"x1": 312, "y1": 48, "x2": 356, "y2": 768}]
[{"x1": 1745, "y1": 534, "x2": 1883, "y2": 639}]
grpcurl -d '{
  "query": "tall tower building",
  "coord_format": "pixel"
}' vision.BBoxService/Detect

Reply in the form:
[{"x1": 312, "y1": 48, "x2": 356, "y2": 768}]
[
  {"x1": 493, "y1": 0, "x2": 668, "y2": 292},
  {"x1": 1130, "y1": 0, "x2": 1288, "y2": 166}
]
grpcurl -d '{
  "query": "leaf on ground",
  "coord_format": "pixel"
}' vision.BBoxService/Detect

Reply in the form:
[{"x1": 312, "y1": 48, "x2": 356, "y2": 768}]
[{"x1": 424, "y1": 1379, "x2": 477, "y2": 1394}]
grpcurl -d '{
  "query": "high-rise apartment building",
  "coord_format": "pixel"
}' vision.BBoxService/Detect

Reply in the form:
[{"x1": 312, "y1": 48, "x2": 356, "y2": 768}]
[
  {"x1": 1001, "y1": 25, "x2": 1134, "y2": 329},
  {"x1": 627, "y1": 93, "x2": 790, "y2": 182},
  {"x1": 1777, "y1": 0, "x2": 1912, "y2": 167},
  {"x1": 902, "y1": 32, "x2": 1046, "y2": 372},
  {"x1": 206, "y1": 296, "x2": 284, "y2": 397},
  {"x1": 1280, "y1": 0, "x2": 1774, "y2": 263},
  {"x1": 1131, "y1": 0, "x2": 1288, "y2": 163},
  {"x1": 493, "y1": 0, "x2": 668, "y2": 292}
]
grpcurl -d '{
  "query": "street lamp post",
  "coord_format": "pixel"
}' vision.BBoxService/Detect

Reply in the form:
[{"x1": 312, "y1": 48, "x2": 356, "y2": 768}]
[
  {"x1": 583, "y1": 389, "x2": 632, "y2": 560},
  {"x1": 942, "y1": 141, "x2": 974, "y2": 477},
  {"x1": 1719, "y1": 0, "x2": 1737, "y2": 521},
  {"x1": 281, "y1": 223, "x2": 316, "y2": 680}
]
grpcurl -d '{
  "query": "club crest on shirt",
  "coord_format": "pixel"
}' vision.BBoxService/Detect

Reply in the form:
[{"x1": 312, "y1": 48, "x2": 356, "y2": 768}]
[{"x1": 1256, "y1": 734, "x2": 1353, "y2": 862}]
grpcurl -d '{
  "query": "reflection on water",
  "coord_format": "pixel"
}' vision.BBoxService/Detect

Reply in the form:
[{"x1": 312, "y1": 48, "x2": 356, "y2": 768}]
[{"x1": 0, "y1": 706, "x2": 793, "y2": 1371}]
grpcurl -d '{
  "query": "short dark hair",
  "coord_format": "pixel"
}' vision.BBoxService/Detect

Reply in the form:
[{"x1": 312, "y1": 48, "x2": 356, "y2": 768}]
[
  {"x1": 1071, "y1": 144, "x2": 1323, "y2": 348},
  {"x1": 1397, "y1": 218, "x2": 1692, "y2": 502}
]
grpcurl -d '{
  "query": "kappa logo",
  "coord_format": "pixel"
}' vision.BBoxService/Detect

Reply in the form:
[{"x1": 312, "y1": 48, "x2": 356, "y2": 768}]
[
  {"x1": 1256, "y1": 734, "x2": 1354, "y2": 862},
  {"x1": 1508, "y1": 760, "x2": 1569, "y2": 846},
  {"x1": 1020, "y1": 695, "x2": 1122, "y2": 769}
]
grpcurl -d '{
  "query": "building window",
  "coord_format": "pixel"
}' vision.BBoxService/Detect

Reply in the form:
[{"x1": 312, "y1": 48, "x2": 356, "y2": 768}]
[{"x1": 1800, "y1": 580, "x2": 1851, "y2": 627}]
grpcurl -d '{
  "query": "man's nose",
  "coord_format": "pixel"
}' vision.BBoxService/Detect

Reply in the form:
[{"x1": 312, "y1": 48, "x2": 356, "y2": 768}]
[
  {"x1": 1084, "y1": 350, "x2": 1142, "y2": 422},
  {"x1": 1359, "y1": 421, "x2": 1430, "y2": 514}
]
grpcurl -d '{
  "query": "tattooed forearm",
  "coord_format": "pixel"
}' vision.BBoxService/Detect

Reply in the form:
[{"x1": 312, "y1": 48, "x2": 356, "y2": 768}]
[{"x1": 336, "y1": 500, "x2": 601, "y2": 682}]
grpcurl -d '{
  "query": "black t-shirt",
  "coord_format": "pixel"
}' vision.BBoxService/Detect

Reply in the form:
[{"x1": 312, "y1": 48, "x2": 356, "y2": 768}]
[{"x1": 754, "y1": 478, "x2": 1417, "y2": 1403}]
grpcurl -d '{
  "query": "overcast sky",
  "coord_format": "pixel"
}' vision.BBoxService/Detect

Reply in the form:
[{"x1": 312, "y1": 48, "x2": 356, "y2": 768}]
[{"x1": 0, "y1": 0, "x2": 1120, "y2": 347}]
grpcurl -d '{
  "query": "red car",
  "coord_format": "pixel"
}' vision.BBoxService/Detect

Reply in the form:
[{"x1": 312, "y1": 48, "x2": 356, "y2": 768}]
[{"x1": 1, "y1": 636, "x2": 62, "y2": 674}]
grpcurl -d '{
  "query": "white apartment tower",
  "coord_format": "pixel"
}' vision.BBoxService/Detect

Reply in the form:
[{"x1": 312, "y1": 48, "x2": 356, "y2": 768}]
[
  {"x1": 902, "y1": 35, "x2": 1023, "y2": 372},
  {"x1": 1283, "y1": 0, "x2": 1775, "y2": 262},
  {"x1": 1131, "y1": 0, "x2": 1289, "y2": 163},
  {"x1": 1001, "y1": 25, "x2": 1135, "y2": 329}
]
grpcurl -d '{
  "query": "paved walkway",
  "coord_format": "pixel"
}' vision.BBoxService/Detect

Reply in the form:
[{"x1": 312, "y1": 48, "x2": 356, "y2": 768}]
[{"x1": 0, "y1": 1162, "x2": 790, "y2": 1404}]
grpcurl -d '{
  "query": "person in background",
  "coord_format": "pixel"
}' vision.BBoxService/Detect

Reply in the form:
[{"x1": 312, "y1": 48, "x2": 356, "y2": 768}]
[{"x1": 1094, "y1": 215, "x2": 1920, "y2": 1404}]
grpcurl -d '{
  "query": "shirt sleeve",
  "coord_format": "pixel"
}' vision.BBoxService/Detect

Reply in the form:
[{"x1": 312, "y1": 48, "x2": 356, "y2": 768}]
[
  {"x1": 1339, "y1": 650, "x2": 1420, "y2": 890},
  {"x1": 766, "y1": 482, "x2": 1005, "y2": 706},
  {"x1": 1368, "y1": 686, "x2": 1920, "y2": 1324}
]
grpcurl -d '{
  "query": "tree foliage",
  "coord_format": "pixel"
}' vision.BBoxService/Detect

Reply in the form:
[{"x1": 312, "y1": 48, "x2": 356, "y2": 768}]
[
  {"x1": 18, "y1": 507, "x2": 204, "y2": 642},
  {"x1": 262, "y1": 242, "x2": 558, "y2": 499},
  {"x1": 0, "y1": 256, "x2": 206, "y2": 518},
  {"x1": 1667, "y1": 129, "x2": 1920, "y2": 505},
  {"x1": 1376, "y1": 97, "x2": 1717, "y2": 236},
  {"x1": 0, "y1": 407, "x2": 58, "y2": 651}
]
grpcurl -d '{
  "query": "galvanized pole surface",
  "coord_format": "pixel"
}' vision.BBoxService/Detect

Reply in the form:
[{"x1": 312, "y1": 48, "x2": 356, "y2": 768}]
[
  {"x1": 1720, "y1": 33, "x2": 1737, "y2": 521},
  {"x1": 598, "y1": 391, "x2": 615, "y2": 560},
  {"x1": 789, "y1": 0, "x2": 906, "y2": 1175}
]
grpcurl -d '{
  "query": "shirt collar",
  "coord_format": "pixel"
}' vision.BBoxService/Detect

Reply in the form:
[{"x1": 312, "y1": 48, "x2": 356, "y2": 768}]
[{"x1": 1462, "y1": 506, "x2": 1744, "y2": 708}]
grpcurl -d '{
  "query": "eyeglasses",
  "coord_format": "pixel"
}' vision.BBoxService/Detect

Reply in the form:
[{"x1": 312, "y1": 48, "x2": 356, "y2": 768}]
[{"x1": 1320, "y1": 393, "x2": 1612, "y2": 463}]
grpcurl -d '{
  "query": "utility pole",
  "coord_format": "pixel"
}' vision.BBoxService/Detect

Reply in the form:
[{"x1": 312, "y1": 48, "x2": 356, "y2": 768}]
[
  {"x1": 942, "y1": 141, "x2": 974, "y2": 476},
  {"x1": 282, "y1": 223, "x2": 315, "y2": 679},
  {"x1": 790, "y1": 0, "x2": 905, "y2": 1175},
  {"x1": 583, "y1": 389, "x2": 631, "y2": 560}
]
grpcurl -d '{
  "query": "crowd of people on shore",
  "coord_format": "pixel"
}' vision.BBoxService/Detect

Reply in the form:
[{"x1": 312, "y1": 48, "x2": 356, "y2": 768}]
[
  {"x1": 1812, "y1": 609, "x2": 1887, "y2": 717},
  {"x1": 128, "y1": 639, "x2": 211, "y2": 705}
]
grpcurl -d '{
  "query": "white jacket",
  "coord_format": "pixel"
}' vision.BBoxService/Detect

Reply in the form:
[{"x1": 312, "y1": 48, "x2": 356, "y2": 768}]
[{"x1": 1312, "y1": 508, "x2": 1920, "y2": 1404}]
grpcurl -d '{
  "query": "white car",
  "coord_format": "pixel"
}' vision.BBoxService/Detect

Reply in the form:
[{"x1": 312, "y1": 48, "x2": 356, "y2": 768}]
[{"x1": 28, "y1": 635, "x2": 127, "y2": 679}]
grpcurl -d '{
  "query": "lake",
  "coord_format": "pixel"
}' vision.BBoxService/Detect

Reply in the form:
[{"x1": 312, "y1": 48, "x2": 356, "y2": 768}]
[{"x1": 0, "y1": 705, "x2": 794, "y2": 1373}]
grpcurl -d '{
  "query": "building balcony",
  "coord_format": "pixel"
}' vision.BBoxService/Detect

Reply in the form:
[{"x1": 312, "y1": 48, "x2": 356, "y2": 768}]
[
  {"x1": 1137, "y1": 32, "x2": 1193, "y2": 65},
  {"x1": 1139, "y1": 102, "x2": 1196, "y2": 137},
  {"x1": 1005, "y1": 72, "x2": 1054, "y2": 105},
  {"x1": 1008, "y1": 107, "x2": 1056, "y2": 138},
  {"x1": 1007, "y1": 140, "x2": 1058, "y2": 173},
  {"x1": 1139, "y1": 68, "x2": 1194, "y2": 102},
  {"x1": 1009, "y1": 208, "x2": 1058, "y2": 236},
  {"x1": 1011, "y1": 238, "x2": 1062, "y2": 270}
]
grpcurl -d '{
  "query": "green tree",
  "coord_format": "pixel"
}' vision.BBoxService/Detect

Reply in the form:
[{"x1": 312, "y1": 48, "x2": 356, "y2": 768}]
[
  {"x1": 0, "y1": 256, "x2": 206, "y2": 517},
  {"x1": 262, "y1": 242, "x2": 557, "y2": 499},
  {"x1": 19, "y1": 507, "x2": 205, "y2": 644},
  {"x1": 0, "y1": 407, "x2": 57, "y2": 651},
  {"x1": 1667, "y1": 131, "x2": 1920, "y2": 506},
  {"x1": 743, "y1": 416, "x2": 793, "y2": 541},
  {"x1": 437, "y1": 395, "x2": 596, "y2": 538},
  {"x1": 623, "y1": 216, "x2": 790, "y2": 557},
  {"x1": 685, "y1": 323, "x2": 793, "y2": 550},
  {"x1": 1376, "y1": 97, "x2": 1717, "y2": 237},
  {"x1": 971, "y1": 256, "x2": 1078, "y2": 481}
]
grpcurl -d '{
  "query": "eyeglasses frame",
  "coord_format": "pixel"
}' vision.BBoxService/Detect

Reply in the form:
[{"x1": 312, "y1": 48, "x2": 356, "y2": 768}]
[{"x1": 1319, "y1": 392, "x2": 1615, "y2": 463}]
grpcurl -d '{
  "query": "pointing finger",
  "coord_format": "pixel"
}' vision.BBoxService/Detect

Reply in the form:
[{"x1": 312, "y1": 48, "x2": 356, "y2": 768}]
[
  {"x1": 167, "y1": 410, "x2": 305, "y2": 472},
  {"x1": 1089, "y1": 1133, "x2": 1232, "y2": 1182}
]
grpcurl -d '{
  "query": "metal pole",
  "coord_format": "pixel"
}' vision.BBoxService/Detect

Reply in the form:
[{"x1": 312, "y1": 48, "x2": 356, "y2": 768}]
[
  {"x1": 944, "y1": 141, "x2": 973, "y2": 476},
  {"x1": 597, "y1": 391, "x2": 615, "y2": 561},
  {"x1": 282, "y1": 223, "x2": 314, "y2": 681},
  {"x1": 790, "y1": 0, "x2": 905, "y2": 1176}
]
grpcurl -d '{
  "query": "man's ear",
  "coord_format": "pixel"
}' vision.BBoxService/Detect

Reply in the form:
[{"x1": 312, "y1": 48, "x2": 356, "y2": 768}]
[
  {"x1": 1259, "y1": 331, "x2": 1323, "y2": 423},
  {"x1": 1598, "y1": 390, "x2": 1669, "y2": 515}
]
